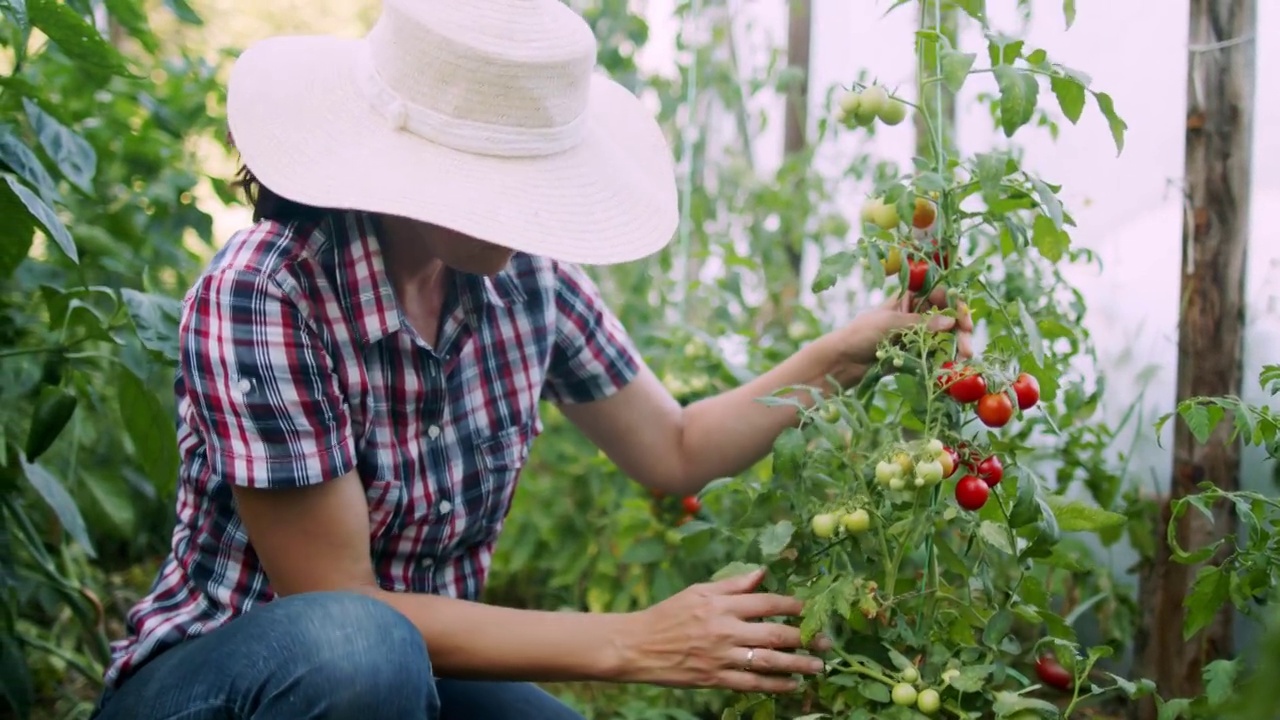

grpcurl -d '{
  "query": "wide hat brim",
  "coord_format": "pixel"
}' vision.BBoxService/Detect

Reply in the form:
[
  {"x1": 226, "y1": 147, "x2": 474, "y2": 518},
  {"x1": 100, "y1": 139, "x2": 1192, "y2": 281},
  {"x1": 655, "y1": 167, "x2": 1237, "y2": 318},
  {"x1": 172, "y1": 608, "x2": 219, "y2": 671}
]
[{"x1": 227, "y1": 36, "x2": 679, "y2": 266}]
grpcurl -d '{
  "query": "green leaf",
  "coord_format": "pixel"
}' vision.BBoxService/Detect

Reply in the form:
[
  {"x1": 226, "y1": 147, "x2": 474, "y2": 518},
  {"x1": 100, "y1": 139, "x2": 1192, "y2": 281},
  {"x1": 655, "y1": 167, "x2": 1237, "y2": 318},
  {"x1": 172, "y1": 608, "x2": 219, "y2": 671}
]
[
  {"x1": 858, "y1": 681, "x2": 891, "y2": 704},
  {"x1": 1202, "y1": 659, "x2": 1237, "y2": 707},
  {"x1": 757, "y1": 520, "x2": 795, "y2": 559},
  {"x1": 1063, "y1": 0, "x2": 1076, "y2": 27},
  {"x1": 24, "y1": 385, "x2": 77, "y2": 461},
  {"x1": 162, "y1": 0, "x2": 203, "y2": 24},
  {"x1": 2, "y1": 173, "x2": 77, "y2": 263},
  {"x1": 1092, "y1": 91, "x2": 1127, "y2": 155},
  {"x1": 619, "y1": 536, "x2": 666, "y2": 563},
  {"x1": 1179, "y1": 402, "x2": 1221, "y2": 444},
  {"x1": 20, "y1": 456, "x2": 96, "y2": 557},
  {"x1": 992, "y1": 691, "x2": 1060, "y2": 717},
  {"x1": 948, "y1": 664, "x2": 992, "y2": 693},
  {"x1": 1029, "y1": 177, "x2": 1064, "y2": 229},
  {"x1": 0, "y1": 0, "x2": 28, "y2": 31},
  {"x1": 1045, "y1": 495, "x2": 1125, "y2": 532},
  {"x1": 1158, "y1": 698, "x2": 1194, "y2": 720},
  {"x1": 117, "y1": 365, "x2": 180, "y2": 497},
  {"x1": 22, "y1": 99, "x2": 97, "y2": 194},
  {"x1": 979, "y1": 520, "x2": 1013, "y2": 554},
  {"x1": 771, "y1": 427, "x2": 806, "y2": 480},
  {"x1": 1184, "y1": 566, "x2": 1230, "y2": 640},
  {"x1": 993, "y1": 66, "x2": 1039, "y2": 137},
  {"x1": 27, "y1": 0, "x2": 133, "y2": 75},
  {"x1": 812, "y1": 250, "x2": 857, "y2": 293},
  {"x1": 1008, "y1": 477, "x2": 1041, "y2": 529},
  {"x1": 1050, "y1": 75, "x2": 1086, "y2": 124},
  {"x1": 711, "y1": 561, "x2": 763, "y2": 582},
  {"x1": 1031, "y1": 213, "x2": 1069, "y2": 262},
  {"x1": 122, "y1": 289, "x2": 182, "y2": 363},
  {"x1": 0, "y1": 632, "x2": 34, "y2": 720},
  {"x1": 1016, "y1": 299, "x2": 1045, "y2": 367},
  {"x1": 0, "y1": 124, "x2": 60, "y2": 203},
  {"x1": 982, "y1": 608, "x2": 1015, "y2": 648},
  {"x1": 104, "y1": 0, "x2": 159, "y2": 53},
  {"x1": 939, "y1": 48, "x2": 976, "y2": 93}
]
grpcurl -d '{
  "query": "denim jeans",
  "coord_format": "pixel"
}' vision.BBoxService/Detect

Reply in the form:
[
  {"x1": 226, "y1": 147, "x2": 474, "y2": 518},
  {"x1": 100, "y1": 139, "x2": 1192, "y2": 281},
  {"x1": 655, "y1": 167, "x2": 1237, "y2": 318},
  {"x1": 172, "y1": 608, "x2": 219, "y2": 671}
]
[{"x1": 92, "y1": 591, "x2": 587, "y2": 720}]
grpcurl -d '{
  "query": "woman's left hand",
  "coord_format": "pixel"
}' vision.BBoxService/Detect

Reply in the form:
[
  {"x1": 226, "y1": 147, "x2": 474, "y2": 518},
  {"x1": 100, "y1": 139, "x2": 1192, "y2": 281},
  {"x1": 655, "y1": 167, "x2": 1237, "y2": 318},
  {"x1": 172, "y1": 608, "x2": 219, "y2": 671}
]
[{"x1": 818, "y1": 286, "x2": 974, "y2": 387}]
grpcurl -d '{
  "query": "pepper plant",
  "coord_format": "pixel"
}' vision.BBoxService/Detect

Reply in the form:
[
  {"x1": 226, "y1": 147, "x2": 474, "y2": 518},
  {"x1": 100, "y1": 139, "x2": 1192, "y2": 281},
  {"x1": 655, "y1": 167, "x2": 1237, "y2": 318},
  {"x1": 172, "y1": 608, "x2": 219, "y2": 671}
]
[{"x1": 702, "y1": 2, "x2": 1157, "y2": 718}]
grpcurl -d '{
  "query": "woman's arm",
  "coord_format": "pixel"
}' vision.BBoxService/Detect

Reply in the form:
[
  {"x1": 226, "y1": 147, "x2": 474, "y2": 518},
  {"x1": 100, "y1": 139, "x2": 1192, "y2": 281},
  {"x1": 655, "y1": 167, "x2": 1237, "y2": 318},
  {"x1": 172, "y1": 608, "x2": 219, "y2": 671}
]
[{"x1": 232, "y1": 471, "x2": 824, "y2": 689}]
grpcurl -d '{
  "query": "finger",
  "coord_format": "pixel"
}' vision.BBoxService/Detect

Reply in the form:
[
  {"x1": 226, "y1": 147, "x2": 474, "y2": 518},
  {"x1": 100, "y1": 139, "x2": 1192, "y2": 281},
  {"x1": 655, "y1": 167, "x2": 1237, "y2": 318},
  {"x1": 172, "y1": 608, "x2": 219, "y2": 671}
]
[
  {"x1": 713, "y1": 670, "x2": 802, "y2": 694},
  {"x1": 925, "y1": 314, "x2": 957, "y2": 333},
  {"x1": 955, "y1": 301, "x2": 974, "y2": 331},
  {"x1": 735, "y1": 620, "x2": 832, "y2": 652},
  {"x1": 729, "y1": 647, "x2": 826, "y2": 676},
  {"x1": 705, "y1": 566, "x2": 766, "y2": 595},
  {"x1": 721, "y1": 592, "x2": 806, "y2": 619},
  {"x1": 957, "y1": 332, "x2": 974, "y2": 359},
  {"x1": 926, "y1": 285, "x2": 949, "y2": 309}
]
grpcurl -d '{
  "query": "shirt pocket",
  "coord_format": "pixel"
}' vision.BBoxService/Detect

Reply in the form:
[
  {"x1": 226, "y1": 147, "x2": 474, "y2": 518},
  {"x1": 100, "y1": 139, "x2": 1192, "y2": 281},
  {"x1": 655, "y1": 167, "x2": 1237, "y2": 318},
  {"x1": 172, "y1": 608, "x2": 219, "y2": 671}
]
[
  {"x1": 364, "y1": 478, "x2": 404, "y2": 541},
  {"x1": 467, "y1": 421, "x2": 535, "y2": 541}
]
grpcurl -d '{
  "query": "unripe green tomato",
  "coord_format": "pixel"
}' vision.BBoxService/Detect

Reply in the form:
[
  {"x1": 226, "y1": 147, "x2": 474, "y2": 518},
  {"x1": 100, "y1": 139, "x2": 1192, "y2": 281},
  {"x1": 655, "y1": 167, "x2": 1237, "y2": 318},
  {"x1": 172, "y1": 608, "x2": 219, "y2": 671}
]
[
  {"x1": 899, "y1": 666, "x2": 919, "y2": 683},
  {"x1": 892, "y1": 357, "x2": 904, "y2": 368},
  {"x1": 838, "y1": 90, "x2": 862, "y2": 115},
  {"x1": 891, "y1": 683, "x2": 918, "y2": 707},
  {"x1": 888, "y1": 476, "x2": 906, "y2": 491},
  {"x1": 841, "y1": 509, "x2": 871, "y2": 534},
  {"x1": 875, "y1": 461, "x2": 901, "y2": 485},
  {"x1": 811, "y1": 513, "x2": 838, "y2": 539},
  {"x1": 924, "y1": 438, "x2": 944, "y2": 455},
  {"x1": 859, "y1": 85, "x2": 889, "y2": 115},
  {"x1": 913, "y1": 476, "x2": 926, "y2": 488},
  {"x1": 879, "y1": 97, "x2": 908, "y2": 125},
  {"x1": 915, "y1": 459, "x2": 944, "y2": 484},
  {"x1": 819, "y1": 402, "x2": 840, "y2": 423},
  {"x1": 916, "y1": 688, "x2": 941, "y2": 715},
  {"x1": 875, "y1": 348, "x2": 887, "y2": 360}
]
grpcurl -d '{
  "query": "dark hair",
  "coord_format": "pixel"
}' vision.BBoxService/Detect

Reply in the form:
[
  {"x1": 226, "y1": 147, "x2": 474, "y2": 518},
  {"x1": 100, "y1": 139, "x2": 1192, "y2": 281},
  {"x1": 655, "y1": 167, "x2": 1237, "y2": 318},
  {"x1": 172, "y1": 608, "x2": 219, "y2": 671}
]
[{"x1": 227, "y1": 131, "x2": 330, "y2": 224}]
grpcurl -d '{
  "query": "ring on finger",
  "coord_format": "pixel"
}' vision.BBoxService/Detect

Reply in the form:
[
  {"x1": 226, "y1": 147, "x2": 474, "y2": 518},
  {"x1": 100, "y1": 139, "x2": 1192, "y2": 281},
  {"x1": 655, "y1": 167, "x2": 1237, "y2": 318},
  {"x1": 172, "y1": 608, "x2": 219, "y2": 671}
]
[{"x1": 743, "y1": 647, "x2": 757, "y2": 671}]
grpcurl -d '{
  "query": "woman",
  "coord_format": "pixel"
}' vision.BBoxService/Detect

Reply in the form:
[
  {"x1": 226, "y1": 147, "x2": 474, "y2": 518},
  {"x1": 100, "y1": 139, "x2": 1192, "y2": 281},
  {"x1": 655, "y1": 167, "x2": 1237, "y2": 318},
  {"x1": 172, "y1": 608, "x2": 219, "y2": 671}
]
[{"x1": 93, "y1": 0, "x2": 971, "y2": 718}]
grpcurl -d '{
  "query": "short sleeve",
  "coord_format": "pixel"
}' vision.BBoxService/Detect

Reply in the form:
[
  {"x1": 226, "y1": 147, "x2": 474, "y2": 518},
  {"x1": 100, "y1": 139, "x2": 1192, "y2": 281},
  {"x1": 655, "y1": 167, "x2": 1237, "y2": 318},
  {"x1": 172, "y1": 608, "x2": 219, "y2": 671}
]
[
  {"x1": 541, "y1": 262, "x2": 643, "y2": 405},
  {"x1": 180, "y1": 268, "x2": 356, "y2": 489}
]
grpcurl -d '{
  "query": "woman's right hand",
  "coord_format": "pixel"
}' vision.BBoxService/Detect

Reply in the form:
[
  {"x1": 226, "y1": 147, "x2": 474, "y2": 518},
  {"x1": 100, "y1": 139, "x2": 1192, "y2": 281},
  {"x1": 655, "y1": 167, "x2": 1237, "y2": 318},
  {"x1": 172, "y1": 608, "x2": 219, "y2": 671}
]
[{"x1": 614, "y1": 567, "x2": 830, "y2": 693}]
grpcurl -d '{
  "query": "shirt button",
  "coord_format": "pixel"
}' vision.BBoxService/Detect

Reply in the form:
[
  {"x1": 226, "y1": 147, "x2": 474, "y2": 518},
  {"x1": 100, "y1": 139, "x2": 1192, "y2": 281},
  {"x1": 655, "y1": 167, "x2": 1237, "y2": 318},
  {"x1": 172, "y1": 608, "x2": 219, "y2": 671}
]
[
  {"x1": 419, "y1": 556, "x2": 433, "y2": 568},
  {"x1": 427, "y1": 425, "x2": 441, "y2": 439},
  {"x1": 438, "y1": 500, "x2": 453, "y2": 514}
]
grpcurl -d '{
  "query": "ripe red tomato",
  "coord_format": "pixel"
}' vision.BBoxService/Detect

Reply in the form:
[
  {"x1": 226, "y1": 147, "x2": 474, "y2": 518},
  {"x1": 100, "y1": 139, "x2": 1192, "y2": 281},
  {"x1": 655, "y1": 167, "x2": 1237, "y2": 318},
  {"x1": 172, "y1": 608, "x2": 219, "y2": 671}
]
[
  {"x1": 1035, "y1": 655, "x2": 1073, "y2": 691},
  {"x1": 936, "y1": 361, "x2": 957, "y2": 390},
  {"x1": 907, "y1": 260, "x2": 928, "y2": 293},
  {"x1": 948, "y1": 371, "x2": 987, "y2": 404},
  {"x1": 976, "y1": 392, "x2": 1014, "y2": 428},
  {"x1": 976, "y1": 455, "x2": 1004, "y2": 487},
  {"x1": 929, "y1": 238, "x2": 951, "y2": 269},
  {"x1": 912, "y1": 198, "x2": 937, "y2": 229},
  {"x1": 942, "y1": 446, "x2": 961, "y2": 476},
  {"x1": 954, "y1": 475, "x2": 990, "y2": 511},
  {"x1": 681, "y1": 496, "x2": 702, "y2": 514},
  {"x1": 1013, "y1": 372, "x2": 1041, "y2": 410}
]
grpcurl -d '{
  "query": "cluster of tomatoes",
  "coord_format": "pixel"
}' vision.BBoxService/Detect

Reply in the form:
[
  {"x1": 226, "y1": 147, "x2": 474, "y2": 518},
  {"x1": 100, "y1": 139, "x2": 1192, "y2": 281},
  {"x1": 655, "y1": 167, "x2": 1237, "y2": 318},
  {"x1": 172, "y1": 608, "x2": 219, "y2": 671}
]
[
  {"x1": 862, "y1": 437, "x2": 1006, "y2": 513},
  {"x1": 650, "y1": 489, "x2": 704, "y2": 526},
  {"x1": 861, "y1": 195, "x2": 948, "y2": 293},
  {"x1": 836, "y1": 84, "x2": 908, "y2": 129},
  {"x1": 937, "y1": 362, "x2": 1041, "y2": 429}
]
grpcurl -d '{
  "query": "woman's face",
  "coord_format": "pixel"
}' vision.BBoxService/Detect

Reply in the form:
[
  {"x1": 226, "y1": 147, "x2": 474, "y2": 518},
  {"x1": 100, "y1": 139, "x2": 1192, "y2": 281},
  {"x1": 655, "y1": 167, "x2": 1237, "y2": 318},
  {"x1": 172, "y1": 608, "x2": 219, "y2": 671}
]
[{"x1": 378, "y1": 215, "x2": 518, "y2": 276}]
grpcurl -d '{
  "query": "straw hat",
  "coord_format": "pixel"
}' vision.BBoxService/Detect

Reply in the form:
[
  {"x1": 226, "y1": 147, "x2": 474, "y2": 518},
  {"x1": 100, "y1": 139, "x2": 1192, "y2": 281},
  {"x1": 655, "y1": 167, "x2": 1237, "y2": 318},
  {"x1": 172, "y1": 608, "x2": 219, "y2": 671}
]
[{"x1": 226, "y1": 0, "x2": 679, "y2": 266}]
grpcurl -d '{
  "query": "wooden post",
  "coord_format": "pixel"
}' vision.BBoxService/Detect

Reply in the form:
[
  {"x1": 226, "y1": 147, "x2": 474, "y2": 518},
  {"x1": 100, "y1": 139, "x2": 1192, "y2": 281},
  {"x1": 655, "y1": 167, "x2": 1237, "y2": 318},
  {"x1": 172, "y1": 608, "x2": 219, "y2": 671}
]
[
  {"x1": 1135, "y1": 1, "x2": 1256, "y2": 717},
  {"x1": 770, "y1": 0, "x2": 812, "y2": 327}
]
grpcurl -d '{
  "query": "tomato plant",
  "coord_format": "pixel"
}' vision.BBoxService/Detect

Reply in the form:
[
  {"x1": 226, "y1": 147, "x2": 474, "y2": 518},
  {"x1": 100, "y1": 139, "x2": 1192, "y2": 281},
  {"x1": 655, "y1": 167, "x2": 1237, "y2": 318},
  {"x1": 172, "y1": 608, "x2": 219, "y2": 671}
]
[{"x1": 706, "y1": 3, "x2": 1160, "y2": 719}]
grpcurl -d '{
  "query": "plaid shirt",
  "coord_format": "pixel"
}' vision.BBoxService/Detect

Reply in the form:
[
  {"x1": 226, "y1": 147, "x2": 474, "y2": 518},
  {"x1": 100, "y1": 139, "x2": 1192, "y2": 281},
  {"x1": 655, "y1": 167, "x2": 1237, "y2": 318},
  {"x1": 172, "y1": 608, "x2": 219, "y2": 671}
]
[{"x1": 104, "y1": 212, "x2": 642, "y2": 688}]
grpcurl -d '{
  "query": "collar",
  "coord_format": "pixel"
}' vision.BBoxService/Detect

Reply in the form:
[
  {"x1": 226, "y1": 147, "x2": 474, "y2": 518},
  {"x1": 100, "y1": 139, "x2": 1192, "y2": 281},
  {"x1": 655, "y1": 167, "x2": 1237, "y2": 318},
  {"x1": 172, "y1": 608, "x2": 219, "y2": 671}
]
[{"x1": 328, "y1": 212, "x2": 521, "y2": 346}]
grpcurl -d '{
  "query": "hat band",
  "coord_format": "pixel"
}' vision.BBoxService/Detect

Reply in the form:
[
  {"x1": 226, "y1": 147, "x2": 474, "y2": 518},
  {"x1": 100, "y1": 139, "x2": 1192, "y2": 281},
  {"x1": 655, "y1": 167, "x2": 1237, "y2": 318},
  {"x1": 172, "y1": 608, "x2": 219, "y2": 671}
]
[{"x1": 355, "y1": 52, "x2": 587, "y2": 159}]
